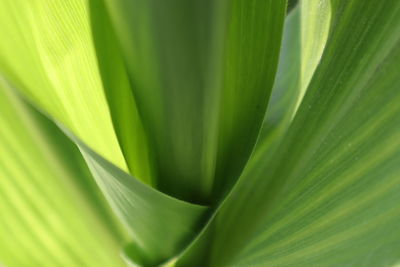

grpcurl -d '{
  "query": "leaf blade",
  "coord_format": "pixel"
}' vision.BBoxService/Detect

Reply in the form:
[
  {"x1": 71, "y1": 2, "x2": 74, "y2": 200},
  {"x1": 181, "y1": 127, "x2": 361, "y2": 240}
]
[
  {"x1": 102, "y1": 0, "x2": 287, "y2": 202},
  {"x1": 177, "y1": 1, "x2": 400, "y2": 266},
  {"x1": 0, "y1": 0, "x2": 127, "y2": 171},
  {"x1": 0, "y1": 79, "x2": 126, "y2": 267}
]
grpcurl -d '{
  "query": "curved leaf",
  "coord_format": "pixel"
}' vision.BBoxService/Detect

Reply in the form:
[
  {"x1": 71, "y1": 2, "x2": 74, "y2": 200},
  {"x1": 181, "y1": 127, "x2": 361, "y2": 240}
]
[
  {"x1": 0, "y1": 0, "x2": 127, "y2": 171},
  {"x1": 0, "y1": 1, "x2": 211, "y2": 264},
  {"x1": 297, "y1": 0, "x2": 331, "y2": 110},
  {"x1": 89, "y1": 0, "x2": 155, "y2": 185},
  {"x1": 102, "y1": 0, "x2": 287, "y2": 203},
  {"x1": 256, "y1": 6, "x2": 301, "y2": 158},
  {"x1": 62, "y1": 128, "x2": 209, "y2": 266},
  {"x1": 257, "y1": 0, "x2": 331, "y2": 159},
  {"x1": 176, "y1": 0, "x2": 400, "y2": 266},
  {"x1": 0, "y1": 79, "x2": 126, "y2": 267}
]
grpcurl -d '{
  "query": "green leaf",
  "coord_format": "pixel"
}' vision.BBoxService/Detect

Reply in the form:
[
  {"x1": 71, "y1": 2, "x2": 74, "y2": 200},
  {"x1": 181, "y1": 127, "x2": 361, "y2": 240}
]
[
  {"x1": 67, "y1": 131, "x2": 209, "y2": 266},
  {"x1": 2, "y1": 0, "x2": 399, "y2": 266},
  {"x1": 1, "y1": 77, "x2": 208, "y2": 266},
  {"x1": 102, "y1": 0, "x2": 287, "y2": 203},
  {"x1": 259, "y1": 0, "x2": 330, "y2": 148},
  {"x1": 174, "y1": 7, "x2": 302, "y2": 265},
  {"x1": 255, "y1": 6, "x2": 301, "y2": 158},
  {"x1": 0, "y1": 0, "x2": 127, "y2": 171},
  {"x1": 0, "y1": 1, "x2": 210, "y2": 264},
  {"x1": 0, "y1": 79, "x2": 126, "y2": 267},
  {"x1": 89, "y1": 0, "x2": 155, "y2": 185},
  {"x1": 297, "y1": 0, "x2": 331, "y2": 110},
  {"x1": 176, "y1": 0, "x2": 400, "y2": 266},
  {"x1": 255, "y1": 0, "x2": 331, "y2": 174}
]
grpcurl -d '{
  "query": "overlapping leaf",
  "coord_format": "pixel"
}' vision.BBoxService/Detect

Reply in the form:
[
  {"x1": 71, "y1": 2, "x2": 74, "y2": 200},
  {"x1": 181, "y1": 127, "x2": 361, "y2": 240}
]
[
  {"x1": 0, "y1": 79, "x2": 126, "y2": 267},
  {"x1": 175, "y1": 0, "x2": 400, "y2": 266},
  {"x1": 89, "y1": 0, "x2": 154, "y2": 185},
  {"x1": 70, "y1": 132, "x2": 208, "y2": 266},
  {"x1": 0, "y1": 0, "x2": 209, "y2": 265},
  {"x1": 255, "y1": 6, "x2": 301, "y2": 158},
  {"x1": 0, "y1": 0, "x2": 127, "y2": 171},
  {"x1": 101, "y1": 0, "x2": 287, "y2": 203},
  {"x1": 1, "y1": 0, "x2": 400, "y2": 266}
]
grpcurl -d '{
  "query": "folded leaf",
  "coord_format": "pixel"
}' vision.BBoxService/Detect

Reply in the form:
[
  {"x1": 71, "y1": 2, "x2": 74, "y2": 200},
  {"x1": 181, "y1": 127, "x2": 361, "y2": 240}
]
[
  {"x1": 0, "y1": 79, "x2": 126, "y2": 267},
  {"x1": 297, "y1": 0, "x2": 331, "y2": 111},
  {"x1": 255, "y1": 6, "x2": 301, "y2": 158},
  {"x1": 0, "y1": 0, "x2": 127, "y2": 171},
  {"x1": 102, "y1": 0, "x2": 287, "y2": 203},
  {"x1": 255, "y1": 0, "x2": 331, "y2": 169},
  {"x1": 176, "y1": 0, "x2": 400, "y2": 266},
  {"x1": 1, "y1": 1, "x2": 212, "y2": 264},
  {"x1": 175, "y1": 7, "x2": 301, "y2": 265},
  {"x1": 89, "y1": 0, "x2": 154, "y2": 185},
  {"x1": 62, "y1": 127, "x2": 209, "y2": 266}
]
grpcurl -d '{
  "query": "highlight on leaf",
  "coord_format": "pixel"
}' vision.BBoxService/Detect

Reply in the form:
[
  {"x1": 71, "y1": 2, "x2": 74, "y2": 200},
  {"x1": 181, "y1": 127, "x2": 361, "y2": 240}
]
[{"x1": 0, "y1": 0, "x2": 399, "y2": 266}]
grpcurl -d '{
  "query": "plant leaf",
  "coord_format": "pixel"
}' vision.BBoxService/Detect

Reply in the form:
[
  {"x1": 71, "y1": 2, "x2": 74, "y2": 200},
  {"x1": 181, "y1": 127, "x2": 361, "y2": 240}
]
[
  {"x1": 255, "y1": 0, "x2": 331, "y2": 170},
  {"x1": 0, "y1": 79, "x2": 126, "y2": 267},
  {"x1": 2, "y1": 77, "x2": 209, "y2": 266},
  {"x1": 89, "y1": 0, "x2": 155, "y2": 185},
  {"x1": 174, "y1": 7, "x2": 301, "y2": 265},
  {"x1": 0, "y1": 0, "x2": 127, "y2": 171},
  {"x1": 255, "y1": 6, "x2": 301, "y2": 159},
  {"x1": 297, "y1": 0, "x2": 331, "y2": 111},
  {"x1": 0, "y1": 1, "x2": 212, "y2": 264},
  {"x1": 102, "y1": 0, "x2": 287, "y2": 202},
  {"x1": 67, "y1": 131, "x2": 209, "y2": 266},
  {"x1": 176, "y1": 0, "x2": 400, "y2": 266}
]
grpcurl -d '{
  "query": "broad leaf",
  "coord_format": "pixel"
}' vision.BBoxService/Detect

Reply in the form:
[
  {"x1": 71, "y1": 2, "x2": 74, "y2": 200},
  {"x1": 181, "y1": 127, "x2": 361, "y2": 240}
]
[
  {"x1": 0, "y1": 1, "x2": 211, "y2": 264},
  {"x1": 176, "y1": 0, "x2": 400, "y2": 266},
  {"x1": 101, "y1": 0, "x2": 287, "y2": 203},
  {"x1": 0, "y1": 0, "x2": 127, "y2": 171},
  {"x1": 0, "y1": 79, "x2": 126, "y2": 267},
  {"x1": 68, "y1": 132, "x2": 208, "y2": 266}
]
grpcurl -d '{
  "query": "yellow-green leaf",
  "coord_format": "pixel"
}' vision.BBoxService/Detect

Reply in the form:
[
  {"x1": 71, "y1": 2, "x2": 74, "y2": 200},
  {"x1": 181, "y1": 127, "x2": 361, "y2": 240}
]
[{"x1": 0, "y1": 79, "x2": 126, "y2": 267}]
